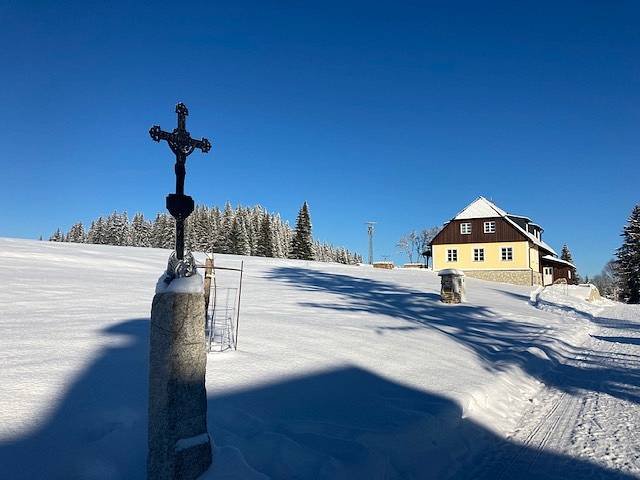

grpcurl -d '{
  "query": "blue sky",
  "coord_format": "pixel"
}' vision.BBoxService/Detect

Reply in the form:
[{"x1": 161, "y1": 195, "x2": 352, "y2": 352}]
[{"x1": 1, "y1": 1, "x2": 638, "y2": 275}]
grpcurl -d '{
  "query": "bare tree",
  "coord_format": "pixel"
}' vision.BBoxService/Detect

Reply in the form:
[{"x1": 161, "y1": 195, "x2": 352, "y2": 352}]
[
  {"x1": 416, "y1": 227, "x2": 441, "y2": 263},
  {"x1": 397, "y1": 227, "x2": 441, "y2": 264},
  {"x1": 397, "y1": 232, "x2": 415, "y2": 263},
  {"x1": 592, "y1": 259, "x2": 620, "y2": 301}
]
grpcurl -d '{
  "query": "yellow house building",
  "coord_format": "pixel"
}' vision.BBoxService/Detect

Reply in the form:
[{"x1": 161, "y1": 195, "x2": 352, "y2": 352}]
[{"x1": 430, "y1": 197, "x2": 576, "y2": 286}]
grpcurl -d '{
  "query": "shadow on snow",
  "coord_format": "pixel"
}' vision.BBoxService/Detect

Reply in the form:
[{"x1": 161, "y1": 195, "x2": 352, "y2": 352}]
[
  {"x1": 0, "y1": 312, "x2": 637, "y2": 478},
  {"x1": 266, "y1": 267, "x2": 640, "y2": 406}
]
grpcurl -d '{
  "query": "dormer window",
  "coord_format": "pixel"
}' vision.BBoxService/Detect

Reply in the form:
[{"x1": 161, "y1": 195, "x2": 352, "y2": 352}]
[
  {"x1": 460, "y1": 223, "x2": 471, "y2": 235},
  {"x1": 484, "y1": 221, "x2": 496, "y2": 234}
]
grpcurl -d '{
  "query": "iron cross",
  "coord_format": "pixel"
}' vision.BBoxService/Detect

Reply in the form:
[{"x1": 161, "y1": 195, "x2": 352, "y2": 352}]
[{"x1": 149, "y1": 103, "x2": 212, "y2": 260}]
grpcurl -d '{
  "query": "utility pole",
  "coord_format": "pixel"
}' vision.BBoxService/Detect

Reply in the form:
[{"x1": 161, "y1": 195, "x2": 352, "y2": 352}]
[{"x1": 366, "y1": 222, "x2": 376, "y2": 264}]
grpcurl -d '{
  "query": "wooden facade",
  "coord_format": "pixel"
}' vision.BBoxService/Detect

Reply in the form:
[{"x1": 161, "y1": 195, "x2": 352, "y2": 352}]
[
  {"x1": 431, "y1": 217, "x2": 527, "y2": 245},
  {"x1": 541, "y1": 258, "x2": 577, "y2": 285}
]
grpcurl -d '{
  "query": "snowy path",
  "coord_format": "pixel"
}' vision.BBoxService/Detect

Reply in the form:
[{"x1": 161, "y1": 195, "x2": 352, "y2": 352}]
[{"x1": 470, "y1": 303, "x2": 640, "y2": 479}]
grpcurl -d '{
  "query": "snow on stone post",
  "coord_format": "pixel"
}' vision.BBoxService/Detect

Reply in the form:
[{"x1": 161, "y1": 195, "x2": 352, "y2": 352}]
[{"x1": 148, "y1": 103, "x2": 212, "y2": 480}]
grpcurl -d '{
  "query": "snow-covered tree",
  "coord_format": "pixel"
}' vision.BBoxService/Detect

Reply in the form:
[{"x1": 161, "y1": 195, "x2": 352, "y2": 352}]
[
  {"x1": 591, "y1": 260, "x2": 619, "y2": 301},
  {"x1": 151, "y1": 213, "x2": 175, "y2": 249},
  {"x1": 66, "y1": 222, "x2": 86, "y2": 243},
  {"x1": 289, "y1": 202, "x2": 314, "y2": 260},
  {"x1": 215, "y1": 202, "x2": 234, "y2": 254},
  {"x1": 131, "y1": 213, "x2": 152, "y2": 247},
  {"x1": 87, "y1": 217, "x2": 105, "y2": 244},
  {"x1": 228, "y1": 217, "x2": 251, "y2": 255},
  {"x1": 616, "y1": 204, "x2": 640, "y2": 304},
  {"x1": 560, "y1": 244, "x2": 574, "y2": 264},
  {"x1": 61, "y1": 202, "x2": 361, "y2": 264},
  {"x1": 103, "y1": 211, "x2": 131, "y2": 246},
  {"x1": 256, "y1": 214, "x2": 274, "y2": 257},
  {"x1": 49, "y1": 228, "x2": 64, "y2": 242}
]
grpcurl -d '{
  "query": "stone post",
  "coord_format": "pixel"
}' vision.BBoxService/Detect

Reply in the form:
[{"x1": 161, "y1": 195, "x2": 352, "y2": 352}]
[{"x1": 148, "y1": 275, "x2": 212, "y2": 480}]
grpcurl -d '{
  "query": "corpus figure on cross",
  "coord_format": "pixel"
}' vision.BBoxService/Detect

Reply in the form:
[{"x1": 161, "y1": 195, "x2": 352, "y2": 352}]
[{"x1": 149, "y1": 103, "x2": 211, "y2": 275}]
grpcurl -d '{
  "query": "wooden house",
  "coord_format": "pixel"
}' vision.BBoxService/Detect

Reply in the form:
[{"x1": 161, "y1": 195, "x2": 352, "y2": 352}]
[{"x1": 430, "y1": 197, "x2": 576, "y2": 286}]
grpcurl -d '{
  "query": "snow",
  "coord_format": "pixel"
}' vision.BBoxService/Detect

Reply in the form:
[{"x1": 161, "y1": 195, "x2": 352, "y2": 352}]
[
  {"x1": 155, "y1": 271, "x2": 204, "y2": 294},
  {"x1": 541, "y1": 254, "x2": 576, "y2": 268},
  {"x1": 175, "y1": 433, "x2": 210, "y2": 452},
  {"x1": 438, "y1": 268, "x2": 465, "y2": 276},
  {"x1": 0, "y1": 237, "x2": 638, "y2": 479},
  {"x1": 454, "y1": 196, "x2": 508, "y2": 219}
]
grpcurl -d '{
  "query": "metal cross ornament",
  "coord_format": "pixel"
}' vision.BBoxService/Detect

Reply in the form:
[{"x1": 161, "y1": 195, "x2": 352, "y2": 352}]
[{"x1": 149, "y1": 103, "x2": 211, "y2": 263}]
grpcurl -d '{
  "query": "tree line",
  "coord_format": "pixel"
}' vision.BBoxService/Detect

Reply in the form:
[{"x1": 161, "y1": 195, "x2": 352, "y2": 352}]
[{"x1": 49, "y1": 201, "x2": 362, "y2": 265}]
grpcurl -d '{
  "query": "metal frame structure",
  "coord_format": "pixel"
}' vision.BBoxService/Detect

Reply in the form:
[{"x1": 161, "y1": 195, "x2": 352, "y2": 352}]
[
  {"x1": 366, "y1": 221, "x2": 376, "y2": 265},
  {"x1": 199, "y1": 256, "x2": 244, "y2": 352}
]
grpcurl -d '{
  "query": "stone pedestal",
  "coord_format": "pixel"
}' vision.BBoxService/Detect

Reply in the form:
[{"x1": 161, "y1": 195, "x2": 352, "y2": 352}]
[
  {"x1": 148, "y1": 289, "x2": 211, "y2": 480},
  {"x1": 438, "y1": 269, "x2": 465, "y2": 304}
]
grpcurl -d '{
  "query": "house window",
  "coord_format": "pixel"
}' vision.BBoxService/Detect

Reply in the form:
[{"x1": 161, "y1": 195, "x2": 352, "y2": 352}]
[
  {"x1": 447, "y1": 249, "x2": 458, "y2": 262},
  {"x1": 501, "y1": 247, "x2": 513, "y2": 261},
  {"x1": 568, "y1": 270, "x2": 572, "y2": 279},
  {"x1": 460, "y1": 223, "x2": 471, "y2": 235},
  {"x1": 473, "y1": 248, "x2": 485, "y2": 261},
  {"x1": 484, "y1": 221, "x2": 496, "y2": 233}
]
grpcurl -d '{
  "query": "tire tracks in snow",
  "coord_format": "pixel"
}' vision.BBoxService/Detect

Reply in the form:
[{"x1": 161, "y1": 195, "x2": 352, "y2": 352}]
[{"x1": 468, "y1": 302, "x2": 640, "y2": 479}]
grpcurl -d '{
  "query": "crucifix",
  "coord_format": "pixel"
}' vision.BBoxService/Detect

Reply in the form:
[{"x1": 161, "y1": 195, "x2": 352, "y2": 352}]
[{"x1": 149, "y1": 103, "x2": 211, "y2": 261}]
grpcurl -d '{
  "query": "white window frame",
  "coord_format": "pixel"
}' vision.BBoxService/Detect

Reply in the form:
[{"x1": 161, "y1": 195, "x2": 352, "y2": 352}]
[
  {"x1": 447, "y1": 249, "x2": 458, "y2": 262},
  {"x1": 501, "y1": 247, "x2": 513, "y2": 261},
  {"x1": 460, "y1": 222, "x2": 472, "y2": 235},
  {"x1": 484, "y1": 221, "x2": 496, "y2": 234},
  {"x1": 473, "y1": 248, "x2": 485, "y2": 262}
]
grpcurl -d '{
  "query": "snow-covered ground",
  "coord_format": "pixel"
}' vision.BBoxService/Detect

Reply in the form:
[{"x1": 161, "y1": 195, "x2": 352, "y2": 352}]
[{"x1": 0, "y1": 238, "x2": 638, "y2": 479}]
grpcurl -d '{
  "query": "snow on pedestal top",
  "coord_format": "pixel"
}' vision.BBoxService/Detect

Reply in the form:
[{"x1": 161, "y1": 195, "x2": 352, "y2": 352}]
[{"x1": 155, "y1": 271, "x2": 204, "y2": 294}]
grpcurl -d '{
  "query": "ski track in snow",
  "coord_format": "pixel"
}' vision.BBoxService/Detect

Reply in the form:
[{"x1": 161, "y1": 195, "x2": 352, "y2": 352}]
[{"x1": 470, "y1": 303, "x2": 640, "y2": 479}]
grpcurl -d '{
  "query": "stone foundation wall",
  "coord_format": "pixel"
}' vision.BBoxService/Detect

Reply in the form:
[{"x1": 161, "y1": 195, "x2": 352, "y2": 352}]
[
  {"x1": 463, "y1": 269, "x2": 539, "y2": 286},
  {"x1": 531, "y1": 271, "x2": 542, "y2": 286}
]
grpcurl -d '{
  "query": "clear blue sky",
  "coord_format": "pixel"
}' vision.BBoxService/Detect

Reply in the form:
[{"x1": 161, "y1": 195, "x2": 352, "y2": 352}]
[{"x1": 1, "y1": 1, "x2": 638, "y2": 275}]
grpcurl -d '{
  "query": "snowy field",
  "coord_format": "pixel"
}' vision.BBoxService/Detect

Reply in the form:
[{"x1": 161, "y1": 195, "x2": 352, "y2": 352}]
[{"x1": 0, "y1": 238, "x2": 638, "y2": 479}]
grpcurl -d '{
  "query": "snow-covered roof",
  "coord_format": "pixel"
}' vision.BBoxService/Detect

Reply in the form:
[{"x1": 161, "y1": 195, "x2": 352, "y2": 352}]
[
  {"x1": 541, "y1": 255, "x2": 576, "y2": 269},
  {"x1": 454, "y1": 197, "x2": 508, "y2": 219},
  {"x1": 453, "y1": 197, "x2": 557, "y2": 256},
  {"x1": 507, "y1": 213, "x2": 532, "y2": 222}
]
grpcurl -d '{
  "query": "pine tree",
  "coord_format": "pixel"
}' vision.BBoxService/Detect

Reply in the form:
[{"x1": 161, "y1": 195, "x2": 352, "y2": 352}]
[
  {"x1": 208, "y1": 207, "x2": 222, "y2": 252},
  {"x1": 560, "y1": 244, "x2": 574, "y2": 263},
  {"x1": 66, "y1": 222, "x2": 86, "y2": 243},
  {"x1": 49, "y1": 228, "x2": 64, "y2": 242},
  {"x1": 216, "y1": 202, "x2": 234, "y2": 254},
  {"x1": 228, "y1": 217, "x2": 250, "y2": 255},
  {"x1": 238, "y1": 220, "x2": 251, "y2": 256},
  {"x1": 560, "y1": 244, "x2": 581, "y2": 284},
  {"x1": 55, "y1": 202, "x2": 362, "y2": 264},
  {"x1": 256, "y1": 214, "x2": 274, "y2": 257},
  {"x1": 616, "y1": 204, "x2": 640, "y2": 304},
  {"x1": 151, "y1": 213, "x2": 175, "y2": 249},
  {"x1": 289, "y1": 201, "x2": 314, "y2": 260},
  {"x1": 131, "y1": 212, "x2": 152, "y2": 247}
]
